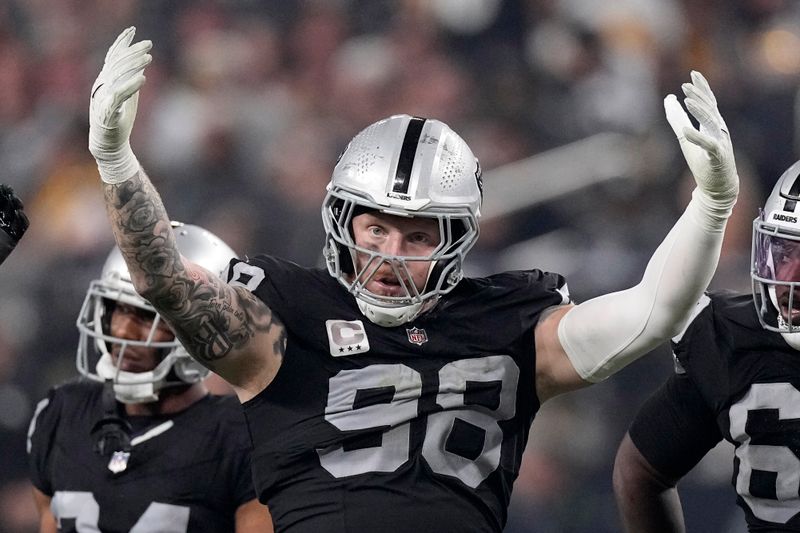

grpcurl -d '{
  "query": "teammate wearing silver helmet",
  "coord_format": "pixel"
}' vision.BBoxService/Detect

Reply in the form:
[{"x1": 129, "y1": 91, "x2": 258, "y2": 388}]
[
  {"x1": 75, "y1": 222, "x2": 235, "y2": 404},
  {"x1": 27, "y1": 223, "x2": 272, "y2": 532},
  {"x1": 613, "y1": 161, "x2": 800, "y2": 532},
  {"x1": 88, "y1": 27, "x2": 739, "y2": 532}
]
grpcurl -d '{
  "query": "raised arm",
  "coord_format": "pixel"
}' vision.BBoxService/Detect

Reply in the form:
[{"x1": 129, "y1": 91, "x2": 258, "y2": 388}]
[
  {"x1": 88, "y1": 27, "x2": 283, "y2": 401},
  {"x1": 534, "y1": 71, "x2": 738, "y2": 401}
]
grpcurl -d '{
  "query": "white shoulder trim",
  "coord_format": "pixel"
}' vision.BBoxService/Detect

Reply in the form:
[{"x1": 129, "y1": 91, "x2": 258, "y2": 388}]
[
  {"x1": 27, "y1": 397, "x2": 51, "y2": 454},
  {"x1": 131, "y1": 420, "x2": 175, "y2": 446},
  {"x1": 671, "y1": 293, "x2": 711, "y2": 343}
]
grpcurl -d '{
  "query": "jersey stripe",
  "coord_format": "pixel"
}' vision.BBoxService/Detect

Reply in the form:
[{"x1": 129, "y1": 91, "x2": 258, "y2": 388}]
[
  {"x1": 131, "y1": 420, "x2": 175, "y2": 446},
  {"x1": 27, "y1": 397, "x2": 50, "y2": 454}
]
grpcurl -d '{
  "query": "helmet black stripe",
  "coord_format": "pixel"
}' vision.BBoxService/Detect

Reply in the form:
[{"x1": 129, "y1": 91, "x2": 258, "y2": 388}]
[
  {"x1": 782, "y1": 171, "x2": 800, "y2": 212},
  {"x1": 787, "y1": 171, "x2": 800, "y2": 199},
  {"x1": 392, "y1": 117, "x2": 426, "y2": 195}
]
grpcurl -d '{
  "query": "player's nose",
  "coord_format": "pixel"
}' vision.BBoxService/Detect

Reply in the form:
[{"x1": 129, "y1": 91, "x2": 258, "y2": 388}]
[
  {"x1": 111, "y1": 313, "x2": 150, "y2": 341},
  {"x1": 380, "y1": 231, "x2": 406, "y2": 257}
]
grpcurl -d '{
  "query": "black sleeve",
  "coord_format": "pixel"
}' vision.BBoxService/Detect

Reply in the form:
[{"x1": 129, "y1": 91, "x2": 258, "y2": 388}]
[
  {"x1": 27, "y1": 390, "x2": 61, "y2": 495},
  {"x1": 628, "y1": 372, "x2": 723, "y2": 480}
]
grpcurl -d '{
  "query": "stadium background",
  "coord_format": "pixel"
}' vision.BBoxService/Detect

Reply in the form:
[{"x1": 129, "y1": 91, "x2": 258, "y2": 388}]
[{"x1": 0, "y1": 1, "x2": 797, "y2": 531}]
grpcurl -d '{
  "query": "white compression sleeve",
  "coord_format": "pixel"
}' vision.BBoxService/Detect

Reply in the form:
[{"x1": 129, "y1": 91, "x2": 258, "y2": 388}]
[{"x1": 557, "y1": 187, "x2": 732, "y2": 382}]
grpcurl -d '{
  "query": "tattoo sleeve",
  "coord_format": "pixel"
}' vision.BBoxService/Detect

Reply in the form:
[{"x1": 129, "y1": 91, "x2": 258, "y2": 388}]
[{"x1": 103, "y1": 170, "x2": 284, "y2": 376}]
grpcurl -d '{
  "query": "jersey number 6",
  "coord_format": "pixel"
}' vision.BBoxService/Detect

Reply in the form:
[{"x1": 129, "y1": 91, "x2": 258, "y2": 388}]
[{"x1": 729, "y1": 382, "x2": 800, "y2": 524}]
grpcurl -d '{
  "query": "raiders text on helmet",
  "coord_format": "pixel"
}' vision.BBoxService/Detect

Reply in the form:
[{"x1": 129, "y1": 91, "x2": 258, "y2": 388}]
[
  {"x1": 76, "y1": 222, "x2": 238, "y2": 403},
  {"x1": 322, "y1": 114, "x2": 482, "y2": 327}
]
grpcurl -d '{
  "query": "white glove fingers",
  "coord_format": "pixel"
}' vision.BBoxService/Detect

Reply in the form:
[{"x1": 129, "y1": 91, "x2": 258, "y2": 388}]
[
  {"x1": 690, "y1": 70, "x2": 717, "y2": 107},
  {"x1": 668, "y1": 70, "x2": 738, "y2": 205},
  {"x1": 107, "y1": 41, "x2": 152, "y2": 84},
  {"x1": 684, "y1": 98, "x2": 720, "y2": 139},
  {"x1": 663, "y1": 94, "x2": 693, "y2": 139},
  {"x1": 681, "y1": 83, "x2": 717, "y2": 120},
  {"x1": 114, "y1": 52, "x2": 152, "y2": 84},
  {"x1": 111, "y1": 75, "x2": 146, "y2": 111},
  {"x1": 105, "y1": 27, "x2": 137, "y2": 64},
  {"x1": 684, "y1": 84, "x2": 723, "y2": 124},
  {"x1": 683, "y1": 128, "x2": 719, "y2": 158},
  {"x1": 90, "y1": 26, "x2": 148, "y2": 184},
  {"x1": 118, "y1": 39, "x2": 153, "y2": 63}
]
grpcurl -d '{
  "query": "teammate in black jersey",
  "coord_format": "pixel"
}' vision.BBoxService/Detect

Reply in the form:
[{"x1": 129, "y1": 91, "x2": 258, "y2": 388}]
[
  {"x1": 27, "y1": 223, "x2": 272, "y2": 532},
  {"x1": 87, "y1": 27, "x2": 739, "y2": 532},
  {"x1": 613, "y1": 160, "x2": 800, "y2": 532}
]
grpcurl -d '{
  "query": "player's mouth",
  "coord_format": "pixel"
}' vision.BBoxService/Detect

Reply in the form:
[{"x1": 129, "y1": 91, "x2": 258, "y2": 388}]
[
  {"x1": 367, "y1": 275, "x2": 408, "y2": 297},
  {"x1": 778, "y1": 293, "x2": 800, "y2": 323},
  {"x1": 780, "y1": 305, "x2": 800, "y2": 324},
  {"x1": 111, "y1": 347, "x2": 153, "y2": 372}
]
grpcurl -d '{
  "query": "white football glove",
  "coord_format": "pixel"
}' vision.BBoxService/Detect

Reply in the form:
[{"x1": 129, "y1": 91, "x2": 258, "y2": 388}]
[
  {"x1": 664, "y1": 70, "x2": 738, "y2": 208},
  {"x1": 89, "y1": 27, "x2": 152, "y2": 184}
]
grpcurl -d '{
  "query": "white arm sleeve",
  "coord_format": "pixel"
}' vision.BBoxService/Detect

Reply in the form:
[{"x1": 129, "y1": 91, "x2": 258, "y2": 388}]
[{"x1": 557, "y1": 188, "x2": 731, "y2": 382}]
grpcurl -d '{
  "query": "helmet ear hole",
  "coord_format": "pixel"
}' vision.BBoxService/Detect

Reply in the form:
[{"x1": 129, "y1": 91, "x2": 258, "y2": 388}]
[
  {"x1": 100, "y1": 298, "x2": 115, "y2": 334},
  {"x1": 339, "y1": 247, "x2": 355, "y2": 275},
  {"x1": 341, "y1": 206, "x2": 375, "y2": 276}
]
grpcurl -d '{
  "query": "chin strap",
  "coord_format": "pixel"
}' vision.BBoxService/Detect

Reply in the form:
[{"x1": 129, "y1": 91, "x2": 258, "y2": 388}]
[
  {"x1": 781, "y1": 330, "x2": 800, "y2": 350},
  {"x1": 95, "y1": 352, "x2": 160, "y2": 404},
  {"x1": 357, "y1": 297, "x2": 439, "y2": 327},
  {"x1": 91, "y1": 379, "x2": 132, "y2": 457}
]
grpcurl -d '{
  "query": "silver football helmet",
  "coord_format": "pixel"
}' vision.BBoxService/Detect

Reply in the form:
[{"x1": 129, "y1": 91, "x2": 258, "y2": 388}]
[
  {"x1": 752, "y1": 160, "x2": 800, "y2": 342},
  {"x1": 322, "y1": 114, "x2": 482, "y2": 327},
  {"x1": 76, "y1": 222, "x2": 238, "y2": 403}
]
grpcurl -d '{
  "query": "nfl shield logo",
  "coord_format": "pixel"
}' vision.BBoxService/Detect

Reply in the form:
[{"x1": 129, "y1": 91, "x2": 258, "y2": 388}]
[
  {"x1": 107, "y1": 451, "x2": 130, "y2": 474},
  {"x1": 406, "y1": 327, "x2": 428, "y2": 346}
]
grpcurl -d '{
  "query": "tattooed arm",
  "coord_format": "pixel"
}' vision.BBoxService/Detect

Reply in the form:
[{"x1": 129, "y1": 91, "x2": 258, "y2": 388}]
[
  {"x1": 105, "y1": 172, "x2": 284, "y2": 400},
  {"x1": 89, "y1": 28, "x2": 282, "y2": 401}
]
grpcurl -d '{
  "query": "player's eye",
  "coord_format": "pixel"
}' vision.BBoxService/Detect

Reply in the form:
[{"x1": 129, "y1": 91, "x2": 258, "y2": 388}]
[
  {"x1": 409, "y1": 233, "x2": 432, "y2": 245},
  {"x1": 774, "y1": 239, "x2": 800, "y2": 260},
  {"x1": 116, "y1": 304, "x2": 156, "y2": 322}
]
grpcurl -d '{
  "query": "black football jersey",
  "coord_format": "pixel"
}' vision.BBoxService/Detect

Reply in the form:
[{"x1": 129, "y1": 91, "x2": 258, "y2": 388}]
[
  {"x1": 226, "y1": 254, "x2": 569, "y2": 533},
  {"x1": 28, "y1": 380, "x2": 255, "y2": 533},
  {"x1": 629, "y1": 290, "x2": 800, "y2": 531}
]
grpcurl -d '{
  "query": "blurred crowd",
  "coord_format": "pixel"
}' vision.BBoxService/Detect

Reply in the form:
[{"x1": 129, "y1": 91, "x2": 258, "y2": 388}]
[{"x1": 2, "y1": 0, "x2": 800, "y2": 531}]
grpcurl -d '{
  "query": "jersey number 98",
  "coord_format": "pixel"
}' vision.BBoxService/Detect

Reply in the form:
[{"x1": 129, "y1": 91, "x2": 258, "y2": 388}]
[{"x1": 317, "y1": 355, "x2": 519, "y2": 488}]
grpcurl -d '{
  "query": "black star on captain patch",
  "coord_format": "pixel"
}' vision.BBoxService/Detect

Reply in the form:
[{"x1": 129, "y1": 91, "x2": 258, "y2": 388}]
[{"x1": 339, "y1": 347, "x2": 344, "y2": 353}]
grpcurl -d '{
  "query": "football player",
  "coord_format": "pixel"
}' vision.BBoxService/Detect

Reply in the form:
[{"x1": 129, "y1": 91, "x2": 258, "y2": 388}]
[
  {"x1": 27, "y1": 223, "x2": 273, "y2": 532},
  {"x1": 613, "y1": 160, "x2": 800, "y2": 532},
  {"x1": 0, "y1": 184, "x2": 28, "y2": 265},
  {"x1": 87, "y1": 27, "x2": 738, "y2": 532}
]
